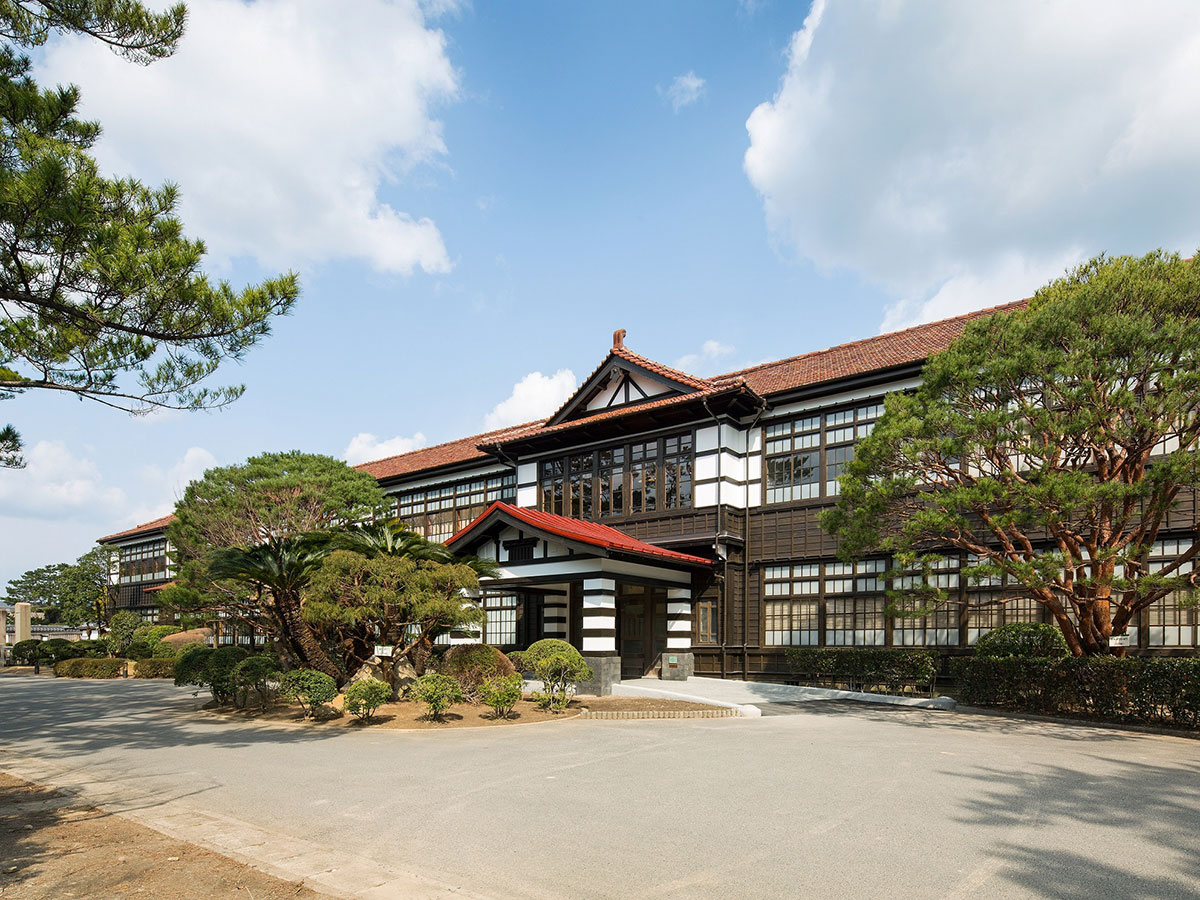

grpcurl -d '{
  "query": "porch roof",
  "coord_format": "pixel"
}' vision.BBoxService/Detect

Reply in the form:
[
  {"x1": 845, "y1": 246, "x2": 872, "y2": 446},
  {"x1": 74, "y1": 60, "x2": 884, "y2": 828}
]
[{"x1": 446, "y1": 502, "x2": 714, "y2": 568}]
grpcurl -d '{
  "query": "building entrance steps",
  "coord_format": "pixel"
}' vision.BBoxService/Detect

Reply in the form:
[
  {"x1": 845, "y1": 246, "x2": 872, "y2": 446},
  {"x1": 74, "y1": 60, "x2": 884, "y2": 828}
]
[{"x1": 612, "y1": 675, "x2": 957, "y2": 716}]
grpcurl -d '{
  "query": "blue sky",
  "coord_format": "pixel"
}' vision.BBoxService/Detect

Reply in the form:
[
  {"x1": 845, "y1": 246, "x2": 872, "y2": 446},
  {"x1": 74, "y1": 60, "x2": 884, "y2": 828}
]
[{"x1": 3, "y1": 0, "x2": 1199, "y2": 589}]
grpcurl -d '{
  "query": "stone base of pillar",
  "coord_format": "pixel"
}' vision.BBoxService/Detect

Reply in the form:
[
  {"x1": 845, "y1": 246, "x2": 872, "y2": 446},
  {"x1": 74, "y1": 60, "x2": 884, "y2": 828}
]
[
  {"x1": 577, "y1": 655, "x2": 621, "y2": 696},
  {"x1": 658, "y1": 651, "x2": 694, "y2": 681}
]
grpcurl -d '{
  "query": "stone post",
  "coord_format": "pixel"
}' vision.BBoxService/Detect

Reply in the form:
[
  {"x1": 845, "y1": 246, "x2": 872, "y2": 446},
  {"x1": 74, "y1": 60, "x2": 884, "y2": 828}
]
[
  {"x1": 14, "y1": 602, "x2": 32, "y2": 643},
  {"x1": 0, "y1": 608, "x2": 7, "y2": 664}
]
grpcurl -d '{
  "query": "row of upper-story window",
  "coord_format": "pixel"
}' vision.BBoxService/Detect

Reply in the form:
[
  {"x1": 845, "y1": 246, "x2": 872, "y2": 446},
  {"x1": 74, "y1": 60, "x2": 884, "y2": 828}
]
[
  {"x1": 538, "y1": 433, "x2": 694, "y2": 519},
  {"x1": 391, "y1": 472, "x2": 516, "y2": 543},
  {"x1": 117, "y1": 539, "x2": 169, "y2": 584}
]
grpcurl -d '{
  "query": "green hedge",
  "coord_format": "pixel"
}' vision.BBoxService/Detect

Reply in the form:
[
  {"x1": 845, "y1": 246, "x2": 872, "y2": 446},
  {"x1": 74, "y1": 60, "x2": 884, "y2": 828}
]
[
  {"x1": 952, "y1": 656, "x2": 1200, "y2": 729},
  {"x1": 134, "y1": 658, "x2": 176, "y2": 679},
  {"x1": 784, "y1": 648, "x2": 938, "y2": 695},
  {"x1": 975, "y1": 623, "x2": 1069, "y2": 658},
  {"x1": 54, "y1": 657, "x2": 129, "y2": 678}
]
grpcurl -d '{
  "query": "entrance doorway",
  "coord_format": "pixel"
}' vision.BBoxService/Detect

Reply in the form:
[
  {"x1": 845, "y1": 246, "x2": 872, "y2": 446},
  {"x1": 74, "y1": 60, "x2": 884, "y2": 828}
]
[{"x1": 618, "y1": 585, "x2": 668, "y2": 678}]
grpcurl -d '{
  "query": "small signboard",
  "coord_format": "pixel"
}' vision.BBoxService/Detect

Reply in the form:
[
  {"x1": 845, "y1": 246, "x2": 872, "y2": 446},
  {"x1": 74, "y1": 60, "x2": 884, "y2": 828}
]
[
  {"x1": 374, "y1": 645, "x2": 394, "y2": 658},
  {"x1": 1109, "y1": 634, "x2": 1132, "y2": 648}
]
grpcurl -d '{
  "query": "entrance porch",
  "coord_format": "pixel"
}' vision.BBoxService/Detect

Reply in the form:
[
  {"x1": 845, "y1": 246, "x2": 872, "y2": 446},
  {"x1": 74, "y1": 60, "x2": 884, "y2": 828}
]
[{"x1": 446, "y1": 502, "x2": 713, "y2": 694}]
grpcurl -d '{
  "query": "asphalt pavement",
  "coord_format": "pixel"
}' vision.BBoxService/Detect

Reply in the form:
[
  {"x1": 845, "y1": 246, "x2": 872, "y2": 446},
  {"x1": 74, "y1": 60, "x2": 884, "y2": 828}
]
[{"x1": 1, "y1": 674, "x2": 1198, "y2": 899}]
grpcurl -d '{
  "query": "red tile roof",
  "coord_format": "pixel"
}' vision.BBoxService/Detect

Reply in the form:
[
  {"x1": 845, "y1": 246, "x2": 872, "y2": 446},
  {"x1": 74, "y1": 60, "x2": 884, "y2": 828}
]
[
  {"x1": 352, "y1": 420, "x2": 545, "y2": 481},
  {"x1": 448, "y1": 501, "x2": 714, "y2": 567},
  {"x1": 98, "y1": 513, "x2": 176, "y2": 543},
  {"x1": 714, "y1": 300, "x2": 1027, "y2": 396}
]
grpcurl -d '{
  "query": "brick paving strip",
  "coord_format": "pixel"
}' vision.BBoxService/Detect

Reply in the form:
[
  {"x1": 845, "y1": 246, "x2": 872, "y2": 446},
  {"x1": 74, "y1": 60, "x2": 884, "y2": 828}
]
[
  {"x1": 0, "y1": 757, "x2": 498, "y2": 900},
  {"x1": 579, "y1": 708, "x2": 741, "y2": 719}
]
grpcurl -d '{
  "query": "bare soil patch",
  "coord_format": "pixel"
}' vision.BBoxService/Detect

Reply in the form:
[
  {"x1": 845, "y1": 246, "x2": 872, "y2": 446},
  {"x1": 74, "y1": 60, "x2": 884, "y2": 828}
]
[
  {"x1": 207, "y1": 697, "x2": 581, "y2": 729},
  {"x1": 0, "y1": 772, "x2": 332, "y2": 899}
]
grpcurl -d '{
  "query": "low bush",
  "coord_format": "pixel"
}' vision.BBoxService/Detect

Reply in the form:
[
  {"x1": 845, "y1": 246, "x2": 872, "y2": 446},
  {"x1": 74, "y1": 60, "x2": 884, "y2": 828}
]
[
  {"x1": 233, "y1": 655, "x2": 283, "y2": 711},
  {"x1": 974, "y1": 623, "x2": 1069, "y2": 658},
  {"x1": 344, "y1": 679, "x2": 392, "y2": 723},
  {"x1": 125, "y1": 639, "x2": 155, "y2": 660},
  {"x1": 480, "y1": 673, "x2": 524, "y2": 719},
  {"x1": 439, "y1": 643, "x2": 516, "y2": 702},
  {"x1": 409, "y1": 673, "x2": 462, "y2": 721},
  {"x1": 132, "y1": 624, "x2": 180, "y2": 646},
  {"x1": 532, "y1": 651, "x2": 592, "y2": 712},
  {"x1": 507, "y1": 650, "x2": 529, "y2": 673},
  {"x1": 41, "y1": 638, "x2": 87, "y2": 664},
  {"x1": 11, "y1": 639, "x2": 42, "y2": 665},
  {"x1": 280, "y1": 669, "x2": 338, "y2": 718},
  {"x1": 56, "y1": 657, "x2": 128, "y2": 678},
  {"x1": 134, "y1": 658, "x2": 176, "y2": 679},
  {"x1": 73, "y1": 639, "x2": 108, "y2": 658},
  {"x1": 150, "y1": 641, "x2": 177, "y2": 658},
  {"x1": 952, "y1": 656, "x2": 1200, "y2": 728},
  {"x1": 784, "y1": 648, "x2": 938, "y2": 695}
]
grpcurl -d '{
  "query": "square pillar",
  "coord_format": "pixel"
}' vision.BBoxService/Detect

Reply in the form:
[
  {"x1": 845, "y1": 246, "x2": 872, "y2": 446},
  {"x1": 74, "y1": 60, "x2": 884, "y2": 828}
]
[
  {"x1": 663, "y1": 588, "x2": 694, "y2": 681},
  {"x1": 578, "y1": 577, "x2": 620, "y2": 695},
  {"x1": 0, "y1": 608, "x2": 7, "y2": 664}
]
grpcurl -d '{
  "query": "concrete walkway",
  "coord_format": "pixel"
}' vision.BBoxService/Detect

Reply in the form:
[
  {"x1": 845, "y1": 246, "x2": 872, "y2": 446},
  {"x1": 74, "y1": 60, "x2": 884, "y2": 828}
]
[{"x1": 614, "y1": 675, "x2": 956, "y2": 714}]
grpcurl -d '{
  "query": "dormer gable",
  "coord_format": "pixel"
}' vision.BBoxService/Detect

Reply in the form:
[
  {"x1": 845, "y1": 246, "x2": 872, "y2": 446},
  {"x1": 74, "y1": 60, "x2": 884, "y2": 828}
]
[{"x1": 546, "y1": 329, "x2": 715, "y2": 426}]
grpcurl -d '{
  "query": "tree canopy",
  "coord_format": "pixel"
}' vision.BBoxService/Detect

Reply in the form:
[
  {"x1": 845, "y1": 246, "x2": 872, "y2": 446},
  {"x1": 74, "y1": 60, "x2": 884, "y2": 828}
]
[
  {"x1": 823, "y1": 251, "x2": 1200, "y2": 656},
  {"x1": 0, "y1": 1, "x2": 299, "y2": 467},
  {"x1": 4, "y1": 545, "x2": 110, "y2": 625}
]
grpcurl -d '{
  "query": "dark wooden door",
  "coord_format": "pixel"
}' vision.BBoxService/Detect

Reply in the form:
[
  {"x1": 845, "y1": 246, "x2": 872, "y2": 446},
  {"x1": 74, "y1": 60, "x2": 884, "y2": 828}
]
[{"x1": 620, "y1": 598, "x2": 646, "y2": 678}]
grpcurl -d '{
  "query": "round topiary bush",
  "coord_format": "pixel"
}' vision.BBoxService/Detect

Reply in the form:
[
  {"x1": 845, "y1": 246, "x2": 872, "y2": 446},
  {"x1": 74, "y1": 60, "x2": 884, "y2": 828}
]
[
  {"x1": 344, "y1": 679, "x2": 392, "y2": 723},
  {"x1": 975, "y1": 623, "x2": 1070, "y2": 658},
  {"x1": 409, "y1": 673, "x2": 463, "y2": 721},
  {"x1": 439, "y1": 643, "x2": 516, "y2": 702},
  {"x1": 517, "y1": 639, "x2": 585, "y2": 672},
  {"x1": 12, "y1": 639, "x2": 43, "y2": 665},
  {"x1": 280, "y1": 669, "x2": 338, "y2": 719}
]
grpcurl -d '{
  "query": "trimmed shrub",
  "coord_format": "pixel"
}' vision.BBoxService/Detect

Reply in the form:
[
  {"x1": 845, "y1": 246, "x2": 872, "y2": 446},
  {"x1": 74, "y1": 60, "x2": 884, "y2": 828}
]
[
  {"x1": 439, "y1": 643, "x2": 516, "y2": 702},
  {"x1": 132, "y1": 624, "x2": 180, "y2": 646},
  {"x1": 150, "y1": 641, "x2": 177, "y2": 658},
  {"x1": 514, "y1": 639, "x2": 579, "y2": 673},
  {"x1": 532, "y1": 652, "x2": 592, "y2": 711},
  {"x1": 480, "y1": 673, "x2": 524, "y2": 719},
  {"x1": 54, "y1": 657, "x2": 87, "y2": 677},
  {"x1": 280, "y1": 669, "x2": 338, "y2": 719},
  {"x1": 41, "y1": 638, "x2": 87, "y2": 664},
  {"x1": 974, "y1": 623, "x2": 1069, "y2": 659},
  {"x1": 56, "y1": 657, "x2": 128, "y2": 678},
  {"x1": 172, "y1": 645, "x2": 249, "y2": 703},
  {"x1": 409, "y1": 673, "x2": 462, "y2": 721},
  {"x1": 952, "y1": 656, "x2": 1200, "y2": 728},
  {"x1": 134, "y1": 658, "x2": 176, "y2": 679},
  {"x1": 125, "y1": 639, "x2": 155, "y2": 660},
  {"x1": 233, "y1": 655, "x2": 283, "y2": 711},
  {"x1": 507, "y1": 650, "x2": 529, "y2": 673},
  {"x1": 784, "y1": 648, "x2": 938, "y2": 695},
  {"x1": 73, "y1": 639, "x2": 108, "y2": 658},
  {"x1": 344, "y1": 679, "x2": 392, "y2": 723},
  {"x1": 12, "y1": 639, "x2": 43, "y2": 665}
]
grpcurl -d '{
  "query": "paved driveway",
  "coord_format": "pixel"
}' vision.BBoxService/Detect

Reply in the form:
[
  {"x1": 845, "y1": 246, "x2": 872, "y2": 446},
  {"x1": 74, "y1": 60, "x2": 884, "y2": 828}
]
[{"x1": 1, "y1": 675, "x2": 1198, "y2": 899}]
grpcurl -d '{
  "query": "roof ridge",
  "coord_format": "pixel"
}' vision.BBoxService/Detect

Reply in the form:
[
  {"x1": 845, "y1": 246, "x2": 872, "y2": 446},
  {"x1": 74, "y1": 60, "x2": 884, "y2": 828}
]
[
  {"x1": 716, "y1": 299, "x2": 1027, "y2": 381},
  {"x1": 611, "y1": 345, "x2": 714, "y2": 389}
]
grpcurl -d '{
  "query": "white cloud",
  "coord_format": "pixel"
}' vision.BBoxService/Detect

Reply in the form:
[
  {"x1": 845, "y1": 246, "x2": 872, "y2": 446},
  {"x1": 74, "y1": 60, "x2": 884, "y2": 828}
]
[
  {"x1": 660, "y1": 71, "x2": 707, "y2": 112},
  {"x1": 675, "y1": 340, "x2": 735, "y2": 375},
  {"x1": 343, "y1": 432, "x2": 428, "y2": 465},
  {"x1": 744, "y1": 0, "x2": 1200, "y2": 329},
  {"x1": 0, "y1": 440, "x2": 126, "y2": 519},
  {"x1": 138, "y1": 446, "x2": 218, "y2": 515},
  {"x1": 38, "y1": 0, "x2": 459, "y2": 275},
  {"x1": 485, "y1": 370, "x2": 577, "y2": 429}
]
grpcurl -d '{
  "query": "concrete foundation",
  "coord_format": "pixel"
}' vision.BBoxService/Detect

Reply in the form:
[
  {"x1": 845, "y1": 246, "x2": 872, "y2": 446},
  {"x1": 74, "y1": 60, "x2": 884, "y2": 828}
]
[
  {"x1": 577, "y1": 655, "x2": 622, "y2": 697},
  {"x1": 658, "y1": 651, "x2": 694, "y2": 681}
]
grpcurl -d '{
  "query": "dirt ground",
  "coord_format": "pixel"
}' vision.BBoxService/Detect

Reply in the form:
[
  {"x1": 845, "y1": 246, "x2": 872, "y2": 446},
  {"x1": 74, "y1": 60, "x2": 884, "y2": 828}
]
[
  {"x1": 0, "y1": 773, "x2": 333, "y2": 900},
  {"x1": 206, "y1": 693, "x2": 719, "y2": 729}
]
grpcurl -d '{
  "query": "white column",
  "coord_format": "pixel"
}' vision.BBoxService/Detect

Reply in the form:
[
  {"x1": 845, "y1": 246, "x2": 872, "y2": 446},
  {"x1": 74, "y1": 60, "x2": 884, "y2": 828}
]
[
  {"x1": 581, "y1": 577, "x2": 617, "y2": 655},
  {"x1": 666, "y1": 587, "x2": 693, "y2": 650}
]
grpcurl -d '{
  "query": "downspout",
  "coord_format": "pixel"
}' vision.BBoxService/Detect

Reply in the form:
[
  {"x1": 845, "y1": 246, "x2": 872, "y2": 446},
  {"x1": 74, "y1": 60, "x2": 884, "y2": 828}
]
[
  {"x1": 739, "y1": 392, "x2": 768, "y2": 680},
  {"x1": 702, "y1": 396, "x2": 726, "y2": 677}
]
